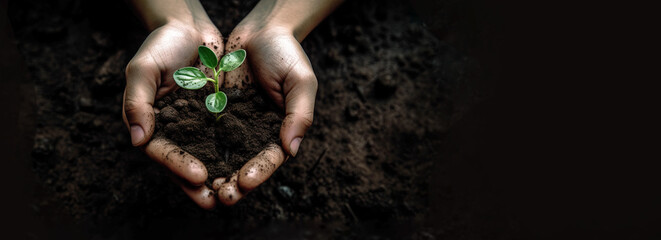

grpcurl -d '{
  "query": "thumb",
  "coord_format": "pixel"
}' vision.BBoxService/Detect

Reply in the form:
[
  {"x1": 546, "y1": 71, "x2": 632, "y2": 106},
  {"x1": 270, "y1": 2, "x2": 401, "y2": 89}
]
[
  {"x1": 280, "y1": 61, "x2": 318, "y2": 157},
  {"x1": 123, "y1": 60, "x2": 159, "y2": 146}
]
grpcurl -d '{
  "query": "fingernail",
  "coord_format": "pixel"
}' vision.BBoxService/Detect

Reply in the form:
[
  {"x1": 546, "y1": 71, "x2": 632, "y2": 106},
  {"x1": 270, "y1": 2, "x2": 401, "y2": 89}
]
[
  {"x1": 130, "y1": 125, "x2": 145, "y2": 146},
  {"x1": 290, "y1": 137, "x2": 302, "y2": 157}
]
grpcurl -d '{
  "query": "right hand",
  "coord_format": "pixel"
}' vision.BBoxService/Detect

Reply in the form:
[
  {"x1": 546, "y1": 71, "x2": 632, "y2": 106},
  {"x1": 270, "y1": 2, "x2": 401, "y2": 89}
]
[
  {"x1": 211, "y1": 21, "x2": 319, "y2": 206},
  {"x1": 122, "y1": 20, "x2": 223, "y2": 210}
]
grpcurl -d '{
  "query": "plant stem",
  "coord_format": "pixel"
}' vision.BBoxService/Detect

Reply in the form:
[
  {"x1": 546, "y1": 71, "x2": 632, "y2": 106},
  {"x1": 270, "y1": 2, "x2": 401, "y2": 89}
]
[
  {"x1": 213, "y1": 68, "x2": 220, "y2": 80},
  {"x1": 213, "y1": 67, "x2": 220, "y2": 93}
]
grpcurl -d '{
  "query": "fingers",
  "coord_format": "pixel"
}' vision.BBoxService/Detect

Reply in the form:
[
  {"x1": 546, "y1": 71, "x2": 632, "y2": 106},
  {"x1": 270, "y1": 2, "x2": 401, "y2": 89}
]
[
  {"x1": 170, "y1": 174, "x2": 217, "y2": 210},
  {"x1": 239, "y1": 144, "x2": 287, "y2": 191},
  {"x1": 123, "y1": 59, "x2": 159, "y2": 146},
  {"x1": 213, "y1": 144, "x2": 286, "y2": 206},
  {"x1": 212, "y1": 173, "x2": 243, "y2": 206},
  {"x1": 280, "y1": 52, "x2": 317, "y2": 157},
  {"x1": 145, "y1": 138, "x2": 208, "y2": 187},
  {"x1": 148, "y1": 138, "x2": 214, "y2": 209}
]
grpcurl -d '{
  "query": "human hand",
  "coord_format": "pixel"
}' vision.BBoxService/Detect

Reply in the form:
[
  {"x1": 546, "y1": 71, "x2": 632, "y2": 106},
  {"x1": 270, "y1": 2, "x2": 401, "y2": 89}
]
[
  {"x1": 124, "y1": 0, "x2": 339, "y2": 209},
  {"x1": 123, "y1": 16, "x2": 224, "y2": 209},
  {"x1": 210, "y1": 15, "x2": 319, "y2": 206}
]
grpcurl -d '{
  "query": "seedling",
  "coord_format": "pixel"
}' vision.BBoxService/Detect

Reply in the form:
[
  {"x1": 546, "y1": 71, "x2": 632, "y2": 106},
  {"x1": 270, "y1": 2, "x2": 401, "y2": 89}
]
[{"x1": 173, "y1": 46, "x2": 246, "y2": 116}]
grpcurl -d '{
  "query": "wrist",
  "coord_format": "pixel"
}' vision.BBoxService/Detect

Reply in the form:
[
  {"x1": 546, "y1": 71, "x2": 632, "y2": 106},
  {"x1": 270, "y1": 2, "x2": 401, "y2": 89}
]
[
  {"x1": 237, "y1": 0, "x2": 342, "y2": 42},
  {"x1": 233, "y1": 18, "x2": 295, "y2": 43},
  {"x1": 130, "y1": 0, "x2": 215, "y2": 33},
  {"x1": 161, "y1": 17, "x2": 216, "y2": 37}
]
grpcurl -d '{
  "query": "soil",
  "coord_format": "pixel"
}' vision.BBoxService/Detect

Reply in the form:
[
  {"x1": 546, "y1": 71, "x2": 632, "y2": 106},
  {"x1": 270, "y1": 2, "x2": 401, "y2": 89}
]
[
  {"x1": 154, "y1": 86, "x2": 282, "y2": 187},
  {"x1": 9, "y1": 0, "x2": 485, "y2": 239}
]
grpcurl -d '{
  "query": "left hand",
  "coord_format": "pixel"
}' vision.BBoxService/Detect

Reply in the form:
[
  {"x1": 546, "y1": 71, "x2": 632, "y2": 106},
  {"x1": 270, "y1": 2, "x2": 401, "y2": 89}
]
[{"x1": 123, "y1": 19, "x2": 225, "y2": 210}]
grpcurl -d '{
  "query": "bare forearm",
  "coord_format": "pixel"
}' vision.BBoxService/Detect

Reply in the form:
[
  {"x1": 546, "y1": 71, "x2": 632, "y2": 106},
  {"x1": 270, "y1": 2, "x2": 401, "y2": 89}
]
[
  {"x1": 242, "y1": 0, "x2": 344, "y2": 41},
  {"x1": 128, "y1": 0, "x2": 213, "y2": 31}
]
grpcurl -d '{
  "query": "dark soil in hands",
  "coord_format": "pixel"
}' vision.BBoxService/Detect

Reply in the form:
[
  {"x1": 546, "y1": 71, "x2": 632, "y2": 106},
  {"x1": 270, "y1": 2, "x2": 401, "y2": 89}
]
[{"x1": 154, "y1": 87, "x2": 282, "y2": 187}]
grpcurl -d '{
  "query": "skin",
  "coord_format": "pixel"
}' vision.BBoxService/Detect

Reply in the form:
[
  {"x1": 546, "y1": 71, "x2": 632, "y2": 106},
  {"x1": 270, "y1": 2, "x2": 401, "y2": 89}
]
[{"x1": 124, "y1": 0, "x2": 342, "y2": 208}]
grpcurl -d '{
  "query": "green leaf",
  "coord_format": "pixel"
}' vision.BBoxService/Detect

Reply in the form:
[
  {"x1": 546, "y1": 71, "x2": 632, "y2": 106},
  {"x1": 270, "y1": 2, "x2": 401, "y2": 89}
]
[
  {"x1": 219, "y1": 49, "x2": 246, "y2": 72},
  {"x1": 205, "y1": 91, "x2": 227, "y2": 113},
  {"x1": 173, "y1": 67, "x2": 208, "y2": 90},
  {"x1": 198, "y1": 45, "x2": 218, "y2": 69}
]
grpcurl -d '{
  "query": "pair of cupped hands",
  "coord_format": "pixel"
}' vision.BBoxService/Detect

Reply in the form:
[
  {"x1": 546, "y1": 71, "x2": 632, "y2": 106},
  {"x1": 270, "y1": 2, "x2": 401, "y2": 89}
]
[{"x1": 122, "y1": 8, "x2": 317, "y2": 209}]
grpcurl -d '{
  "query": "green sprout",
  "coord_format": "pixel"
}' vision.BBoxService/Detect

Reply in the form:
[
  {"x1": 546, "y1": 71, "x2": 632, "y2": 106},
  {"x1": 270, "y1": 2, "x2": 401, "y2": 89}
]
[{"x1": 173, "y1": 46, "x2": 246, "y2": 115}]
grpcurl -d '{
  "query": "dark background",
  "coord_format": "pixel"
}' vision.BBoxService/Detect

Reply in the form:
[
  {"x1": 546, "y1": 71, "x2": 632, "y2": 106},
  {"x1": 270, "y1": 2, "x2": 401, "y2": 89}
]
[{"x1": 2, "y1": 0, "x2": 659, "y2": 239}]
